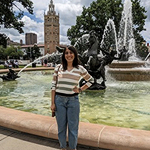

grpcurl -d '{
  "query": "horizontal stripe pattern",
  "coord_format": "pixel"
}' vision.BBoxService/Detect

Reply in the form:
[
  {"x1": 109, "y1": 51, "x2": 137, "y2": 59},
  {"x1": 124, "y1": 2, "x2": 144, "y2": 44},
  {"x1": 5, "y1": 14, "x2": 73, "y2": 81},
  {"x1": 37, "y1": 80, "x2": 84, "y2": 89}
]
[{"x1": 51, "y1": 64, "x2": 94, "y2": 94}]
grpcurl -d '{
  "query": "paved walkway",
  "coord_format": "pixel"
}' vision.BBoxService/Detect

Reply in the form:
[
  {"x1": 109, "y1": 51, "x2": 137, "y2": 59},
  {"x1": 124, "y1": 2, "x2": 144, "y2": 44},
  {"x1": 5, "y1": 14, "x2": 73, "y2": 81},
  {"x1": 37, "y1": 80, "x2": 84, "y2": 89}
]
[{"x1": 0, "y1": 126, "x2": 107, "y2": 150}]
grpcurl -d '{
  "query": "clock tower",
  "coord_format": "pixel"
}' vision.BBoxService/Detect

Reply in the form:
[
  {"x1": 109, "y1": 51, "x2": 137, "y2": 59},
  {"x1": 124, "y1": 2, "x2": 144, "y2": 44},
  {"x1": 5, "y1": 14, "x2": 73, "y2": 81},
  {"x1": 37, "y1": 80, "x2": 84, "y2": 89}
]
[{"x1": 44, "y1": 0, "x2": 59, "y2": 54}]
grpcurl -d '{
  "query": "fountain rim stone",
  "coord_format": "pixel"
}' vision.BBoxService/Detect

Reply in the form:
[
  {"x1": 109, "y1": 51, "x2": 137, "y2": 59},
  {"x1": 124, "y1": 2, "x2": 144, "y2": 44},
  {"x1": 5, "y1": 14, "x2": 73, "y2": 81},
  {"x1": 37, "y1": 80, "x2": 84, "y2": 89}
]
[
  {"x1": 1, "y1": 106, "x2": 150, "y2": 150},
  {"x1": 109, "y1": 60, "x2": 146, "y2": 68},
  {"x1": 107, "y1": 60, "x2": 150, "y2": 81}
]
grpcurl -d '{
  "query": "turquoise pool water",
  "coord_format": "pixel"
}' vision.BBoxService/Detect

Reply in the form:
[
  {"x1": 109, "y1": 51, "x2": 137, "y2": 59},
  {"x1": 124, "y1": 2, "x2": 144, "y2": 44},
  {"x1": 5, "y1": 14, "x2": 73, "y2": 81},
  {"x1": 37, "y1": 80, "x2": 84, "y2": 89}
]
[{"x1": 0, "y1": 71, "x2": 150, "y2": 131}]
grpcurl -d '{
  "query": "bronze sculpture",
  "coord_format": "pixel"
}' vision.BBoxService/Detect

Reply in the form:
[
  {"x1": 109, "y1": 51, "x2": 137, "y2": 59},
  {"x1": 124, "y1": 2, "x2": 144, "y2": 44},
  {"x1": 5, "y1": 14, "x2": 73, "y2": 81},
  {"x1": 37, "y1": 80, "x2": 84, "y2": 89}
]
[{"x1": 0, "y1": 69, "x2": 20, "y2": 81}]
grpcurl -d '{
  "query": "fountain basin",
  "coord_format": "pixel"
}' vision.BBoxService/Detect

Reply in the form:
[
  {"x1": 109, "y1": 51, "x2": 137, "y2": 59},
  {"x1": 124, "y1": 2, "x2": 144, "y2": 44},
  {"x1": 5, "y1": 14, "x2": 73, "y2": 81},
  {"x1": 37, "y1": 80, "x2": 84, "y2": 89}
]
[
  {"x1": 107, "y1": 68, "x2": 150, "y2": 81},
  {"x1": 109, "y1": 61, "x2": 146, "y2": 68},
  {"x1": 1, "y1": 70, "x2": 150, "y2": 130},
  {"x1": 107, "y1": 61, "x2": 150, "y2": 81}
]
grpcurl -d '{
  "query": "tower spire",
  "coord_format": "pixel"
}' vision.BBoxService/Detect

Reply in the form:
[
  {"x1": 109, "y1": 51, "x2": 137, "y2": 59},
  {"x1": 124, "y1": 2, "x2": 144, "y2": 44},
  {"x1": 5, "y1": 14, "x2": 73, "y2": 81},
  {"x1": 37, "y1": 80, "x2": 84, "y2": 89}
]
[{"x1": 48, "y1": 0, "x2": 56, "y2": 15}]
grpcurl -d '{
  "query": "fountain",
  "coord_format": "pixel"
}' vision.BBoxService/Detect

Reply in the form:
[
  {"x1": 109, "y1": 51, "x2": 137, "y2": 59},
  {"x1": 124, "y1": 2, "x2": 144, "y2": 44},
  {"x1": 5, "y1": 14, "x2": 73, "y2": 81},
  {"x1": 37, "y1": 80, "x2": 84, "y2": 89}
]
[
  {"x1": 100, "y1": 18, "x2": 119, "y2": 55},
  {"x1": 0, "y1": 53, "x2": 55, "y2": 81},
  {"x1": 17, "y1": 45, "x2": 63, "y2": 76},
  {"x1": 73, "y1": 0, "x2": 147, "y2": 86},
  {"x1": 1, "y1": 0, "x2": 149, "y2": 85},
  {"x1": 0, "y1": 70, "x2": 150, "y2": 131},
  {"x1": 107, "y1": 0, "x2": 150, "y2": 81},
  {"x1": 18, "y1": 53, "x2": 51, "y2": 75},
  {"x1": 117, "y1": 0, "x2": 136, "y2": 60}
]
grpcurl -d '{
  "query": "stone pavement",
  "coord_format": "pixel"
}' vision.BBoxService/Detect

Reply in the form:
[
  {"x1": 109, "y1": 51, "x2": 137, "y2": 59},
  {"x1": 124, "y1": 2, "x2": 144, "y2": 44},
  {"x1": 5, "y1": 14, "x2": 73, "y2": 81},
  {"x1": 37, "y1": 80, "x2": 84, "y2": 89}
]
[{"x1": 0, "y1": 126, "x2": 107, "y2": 150}]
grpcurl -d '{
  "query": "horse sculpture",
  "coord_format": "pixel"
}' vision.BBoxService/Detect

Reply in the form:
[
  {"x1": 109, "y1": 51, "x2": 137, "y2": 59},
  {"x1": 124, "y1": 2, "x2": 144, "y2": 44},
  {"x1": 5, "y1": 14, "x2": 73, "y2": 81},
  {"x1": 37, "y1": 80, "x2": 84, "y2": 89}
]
[{"x1": 75, "y1": 30, "x2": 123, "y2": 90}]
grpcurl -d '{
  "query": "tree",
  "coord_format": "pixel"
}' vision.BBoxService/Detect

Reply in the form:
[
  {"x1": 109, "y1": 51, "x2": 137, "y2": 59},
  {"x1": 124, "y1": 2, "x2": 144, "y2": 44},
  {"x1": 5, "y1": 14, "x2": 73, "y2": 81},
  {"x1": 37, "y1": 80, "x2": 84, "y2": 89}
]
[
  {"x1": 0, "y1": 45, "x2": 24, "y2": 60},
  {"x1": 67, "y1": 0, "x2": 123, "y2": 45},
  {"x1": 0, "y1": 46, "x2": 6, "y2": 59},
  {"x1": 132, "y1": 0, "x2": 147, "y2": 44},
  {"x1": 26, "y1": 45, "x2": 41, "y2": 61},
  {"x1": 31, "y1": 44, "x2": 41, "y2": 60},
  {"x1": 136, "y1": 43, "x2": 148, "y2": 60},
  {"x1": 0, "y1": 34, "x2": 8, "y2": 48},
  {"x1": 5, "y1": 46, "x2": 24, "y2": 59},
  {"x1": 67, "y1": 0, "x2": 147, "y2": 49},
  {"x1": 0, "y1": 0, "x2": 33, "y2": 34}
]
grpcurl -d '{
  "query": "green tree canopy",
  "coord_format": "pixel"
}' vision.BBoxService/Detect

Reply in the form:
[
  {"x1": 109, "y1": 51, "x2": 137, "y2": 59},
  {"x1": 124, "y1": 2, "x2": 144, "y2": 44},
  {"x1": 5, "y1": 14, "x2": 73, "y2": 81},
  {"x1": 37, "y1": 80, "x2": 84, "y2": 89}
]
[
  {"x1": 0, "y1": 34, "x2": 8, "y2": 48},
  {"x1": 6, "y1": 46, "x2": 24, "y2": 59},
  {"x1": 0, "y1": 45, "x2": 23, "y2": 59},
  {"x1": 0, "y1": 0, "x2": 33, "y2": 34},
  {"x1": 0, "y1": 46, "x2": 6, "y2": 59},
  {"x1": 26, "y1": 45, "x2": 41, "y2": 61},
  {"x1": 67, "y1": 0, "x2": 147, "y2": 46},
  {"x1": 132, "y1": 0, "x2": 147, "y2": 43}
]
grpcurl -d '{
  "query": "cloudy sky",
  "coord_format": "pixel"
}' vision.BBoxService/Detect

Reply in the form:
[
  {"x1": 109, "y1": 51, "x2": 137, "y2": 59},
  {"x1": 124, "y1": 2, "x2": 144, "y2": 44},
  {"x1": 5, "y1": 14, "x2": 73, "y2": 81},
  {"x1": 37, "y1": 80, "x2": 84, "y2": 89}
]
[{"x1": 1, "y1": 0, "x2": 150, "y2": 45}]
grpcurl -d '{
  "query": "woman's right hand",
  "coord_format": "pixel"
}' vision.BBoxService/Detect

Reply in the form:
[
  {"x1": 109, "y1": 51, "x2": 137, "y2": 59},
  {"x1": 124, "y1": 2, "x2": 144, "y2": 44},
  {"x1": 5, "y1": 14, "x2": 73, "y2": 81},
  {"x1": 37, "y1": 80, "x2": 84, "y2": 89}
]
[{"x1": 51, "y1": 103, "x2": 56, "y2": 112}]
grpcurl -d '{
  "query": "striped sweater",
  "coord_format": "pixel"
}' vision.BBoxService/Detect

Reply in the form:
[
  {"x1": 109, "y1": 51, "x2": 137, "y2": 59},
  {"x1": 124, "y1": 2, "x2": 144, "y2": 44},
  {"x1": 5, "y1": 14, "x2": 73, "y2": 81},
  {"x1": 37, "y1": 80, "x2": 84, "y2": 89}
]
[{"x1": 51, "y1": 64, "x2": 94, "y2": 95}]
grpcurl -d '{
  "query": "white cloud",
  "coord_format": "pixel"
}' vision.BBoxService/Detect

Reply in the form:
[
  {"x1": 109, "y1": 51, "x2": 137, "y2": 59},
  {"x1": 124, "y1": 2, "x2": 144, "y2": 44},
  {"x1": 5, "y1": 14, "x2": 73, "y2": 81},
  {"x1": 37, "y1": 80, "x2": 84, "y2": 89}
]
[
  {"x1": 32, "y1": 10, "x2": 45, "y2": 22},
  {"x1": 22, "y1": 16, "x2": 37, "y2": 30},
  {"x1": 21, "y1": 16, "x2": 44, "y2": 43},
  {"x1": 56, "y1": 3, "x2": 82, "y2": 25}
]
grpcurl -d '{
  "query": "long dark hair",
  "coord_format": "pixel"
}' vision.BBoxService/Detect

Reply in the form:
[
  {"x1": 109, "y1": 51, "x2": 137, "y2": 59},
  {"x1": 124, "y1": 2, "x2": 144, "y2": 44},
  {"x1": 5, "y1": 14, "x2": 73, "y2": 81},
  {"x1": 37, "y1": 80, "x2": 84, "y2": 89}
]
[{"x1": 62, "y1": 46, "x2": 79, "y2": 70}]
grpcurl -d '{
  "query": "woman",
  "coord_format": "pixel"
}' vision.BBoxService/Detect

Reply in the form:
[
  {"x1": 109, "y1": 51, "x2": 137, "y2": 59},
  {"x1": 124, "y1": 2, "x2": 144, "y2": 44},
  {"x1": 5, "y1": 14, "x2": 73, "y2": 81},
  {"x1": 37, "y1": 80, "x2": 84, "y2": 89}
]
[{"x1": 51, "y1": 46, "x2": 94, "y2": 150}]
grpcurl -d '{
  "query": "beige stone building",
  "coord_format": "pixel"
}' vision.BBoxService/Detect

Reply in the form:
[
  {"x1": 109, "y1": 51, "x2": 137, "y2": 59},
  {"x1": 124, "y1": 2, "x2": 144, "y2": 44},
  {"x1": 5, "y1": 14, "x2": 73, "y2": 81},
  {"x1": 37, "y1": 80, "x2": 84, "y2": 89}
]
[{"x1": 44, "y1": 0, "x2": 59, "y2": 54}]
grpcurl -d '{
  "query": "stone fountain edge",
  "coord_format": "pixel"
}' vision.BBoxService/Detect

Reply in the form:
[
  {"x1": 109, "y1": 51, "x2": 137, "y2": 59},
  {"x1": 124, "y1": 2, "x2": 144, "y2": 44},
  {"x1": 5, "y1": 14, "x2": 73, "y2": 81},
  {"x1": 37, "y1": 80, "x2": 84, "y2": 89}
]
[{"x1": 0, "y1": 106, "x2": 150, "y2": 150}]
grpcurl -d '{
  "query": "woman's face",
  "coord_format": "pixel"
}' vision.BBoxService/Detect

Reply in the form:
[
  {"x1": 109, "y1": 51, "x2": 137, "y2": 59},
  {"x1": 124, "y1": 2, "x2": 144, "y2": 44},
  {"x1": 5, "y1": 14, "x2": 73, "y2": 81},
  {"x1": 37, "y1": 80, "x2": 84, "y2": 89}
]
[{"x1": 65, "y1": 48, "x2": 75, "y2": 63}]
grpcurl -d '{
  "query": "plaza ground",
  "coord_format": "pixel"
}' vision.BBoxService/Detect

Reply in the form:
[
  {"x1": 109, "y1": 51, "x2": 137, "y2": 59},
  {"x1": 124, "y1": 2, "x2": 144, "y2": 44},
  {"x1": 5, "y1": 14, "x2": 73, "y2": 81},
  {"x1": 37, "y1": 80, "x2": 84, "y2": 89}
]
[{"x1": 0, "y1": 126, "x2": 106, "y2": 150}]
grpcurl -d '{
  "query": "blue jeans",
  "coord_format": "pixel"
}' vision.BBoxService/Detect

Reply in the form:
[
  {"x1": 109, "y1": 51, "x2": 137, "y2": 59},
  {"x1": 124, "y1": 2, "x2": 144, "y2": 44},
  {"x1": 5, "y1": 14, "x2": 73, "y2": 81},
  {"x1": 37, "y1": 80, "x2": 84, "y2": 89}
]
[{"x1": 55, "y1": 94, "x2": 80, "y2": 149}]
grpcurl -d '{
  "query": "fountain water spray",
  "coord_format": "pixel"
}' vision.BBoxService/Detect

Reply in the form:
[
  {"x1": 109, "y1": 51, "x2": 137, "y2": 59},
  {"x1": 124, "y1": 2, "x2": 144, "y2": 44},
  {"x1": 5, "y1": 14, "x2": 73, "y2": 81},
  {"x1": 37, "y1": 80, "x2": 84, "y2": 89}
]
[
  {"x1": 118, "y1": 0, "x2": 137, "y2": 60},
  {"x1": 100, "y1": 19, "x2": 118, "y2": 56},
  {"x1": 18, "y1": 53, "x2": 53, "y2": 75}
]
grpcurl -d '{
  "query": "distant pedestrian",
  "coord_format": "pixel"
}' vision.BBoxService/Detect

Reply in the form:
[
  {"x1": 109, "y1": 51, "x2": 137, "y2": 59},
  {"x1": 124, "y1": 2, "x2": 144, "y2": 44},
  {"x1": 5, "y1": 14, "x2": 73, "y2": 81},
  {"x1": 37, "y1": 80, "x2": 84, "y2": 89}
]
[
  {"x1": 44, "y1": 59, "x2": 48, "y2": 67},
  {"x1": 14, "y1": 60, "x2": 19, "y2": 68},
  {"x1": 8, "y1": 62, "x2": 12, "y2": 68},
  {"x1": 4, "y1": 61, "x2": 9, "y2": 68}
]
